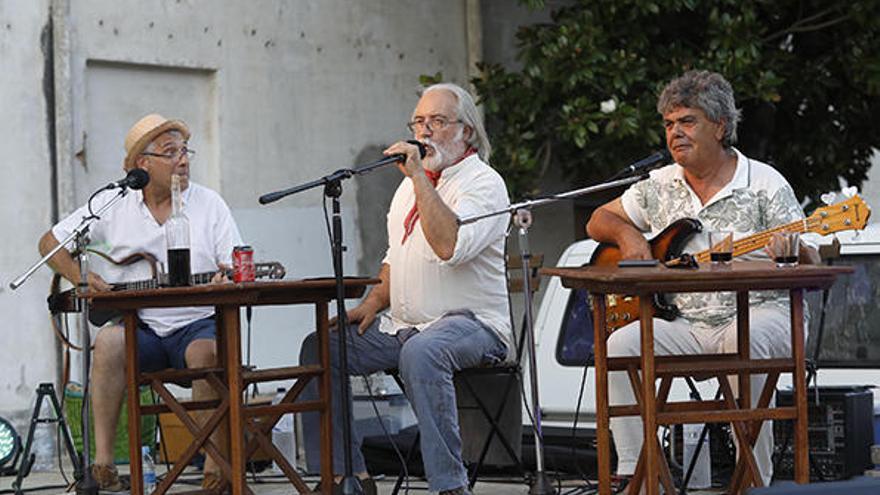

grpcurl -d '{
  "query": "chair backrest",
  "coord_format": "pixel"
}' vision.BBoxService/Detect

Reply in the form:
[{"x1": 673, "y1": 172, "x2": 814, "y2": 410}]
[{"x1": 505, "y1": 253, "x2": 544, "y2": 365}]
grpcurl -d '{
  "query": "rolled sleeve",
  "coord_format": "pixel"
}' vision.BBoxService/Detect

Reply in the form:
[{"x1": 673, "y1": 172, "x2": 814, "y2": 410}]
[
  {"x1": 442, "y1": 175, "x2": 509, "y2": 267},
  {"x1": 619, "y1": 182, "x2": 651, "y2": 232}
]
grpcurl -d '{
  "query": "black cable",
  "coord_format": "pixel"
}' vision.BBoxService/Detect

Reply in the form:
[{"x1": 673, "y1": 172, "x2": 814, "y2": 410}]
[{"x1": 566, "y1": 351, "x2": 596, "y2": 490}]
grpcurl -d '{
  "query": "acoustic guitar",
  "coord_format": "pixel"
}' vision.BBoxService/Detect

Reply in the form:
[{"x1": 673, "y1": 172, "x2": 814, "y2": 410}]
[
  {"x1": 590, "y1": 194, "x2": 871, "y2": 330},
  {"x1": 48, "y1": 254, "x2": 286, "y2": 326}
]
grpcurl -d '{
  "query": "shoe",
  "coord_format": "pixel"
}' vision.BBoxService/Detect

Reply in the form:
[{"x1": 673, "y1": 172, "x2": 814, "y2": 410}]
[
  {"x1": 89, "y1": 464, "x2": 130, "y2": 493},
  {"x1": 314, "y1": 477, "x2": 377, "y2": 495},
  {"x1": 201, "y1": 471, "x2": 229, "y2": 493},
  {"x1": 439, "y1": 487, "x2": 471, "y2": 495}
]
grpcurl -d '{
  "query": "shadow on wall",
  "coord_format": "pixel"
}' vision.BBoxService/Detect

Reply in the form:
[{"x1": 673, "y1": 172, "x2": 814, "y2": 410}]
[{"x1": 355, "y1": 144, "x2": 399, "y2": 276}]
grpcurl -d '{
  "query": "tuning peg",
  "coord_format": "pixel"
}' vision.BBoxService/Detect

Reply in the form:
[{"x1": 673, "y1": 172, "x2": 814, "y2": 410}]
[
  {"x1": 842, "y1": 186, "x2": 858, "y2": 198},
  {"x1": 820, "y1": 192, "x2": 837, "y2": 206}
]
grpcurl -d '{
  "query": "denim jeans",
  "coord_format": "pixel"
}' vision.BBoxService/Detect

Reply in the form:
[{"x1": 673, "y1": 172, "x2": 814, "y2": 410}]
[{"x1": 299, "y1": 310, "x2": 507, "y2": 492}]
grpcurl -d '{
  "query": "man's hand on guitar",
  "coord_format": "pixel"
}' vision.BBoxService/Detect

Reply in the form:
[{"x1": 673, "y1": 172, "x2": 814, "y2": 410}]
[
  {"x1": 210, "y1": 263, "x2": 232, "y2": 284},
  {"x1": 87, "y1": 272, "x2": 113, "y2": 292},
  {"x1": 617, "y1": 231, "x2": 653, "y2": 260}
]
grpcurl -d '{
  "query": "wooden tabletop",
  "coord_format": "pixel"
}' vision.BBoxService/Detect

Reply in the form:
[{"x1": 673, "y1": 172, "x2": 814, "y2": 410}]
[
  {"x1": 85, "y1": 277, "x2": 377, "y2": 309},
  {"x1": 541, "y1": 261, "x2": 852, "y2": 294}
]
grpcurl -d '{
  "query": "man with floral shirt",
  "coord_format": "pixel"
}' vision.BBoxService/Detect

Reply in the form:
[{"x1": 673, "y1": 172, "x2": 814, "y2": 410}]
[{"x1": 587, "y1": 70, "x2": 819, "y2": 486}]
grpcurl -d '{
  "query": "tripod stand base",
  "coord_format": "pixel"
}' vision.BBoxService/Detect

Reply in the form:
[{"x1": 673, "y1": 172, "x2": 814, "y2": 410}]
[
  {"x1": 529, "y1": 471, "x2": 557, "y2": 495},
  {"x1": 13, "y1": 383, "x2": 83, "y2": 495}
]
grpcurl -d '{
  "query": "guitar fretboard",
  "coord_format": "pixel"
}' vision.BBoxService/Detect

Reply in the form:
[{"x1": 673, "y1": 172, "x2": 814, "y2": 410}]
[{"x1": 693, "y1": 218, "x2": 811, "y2": 263}]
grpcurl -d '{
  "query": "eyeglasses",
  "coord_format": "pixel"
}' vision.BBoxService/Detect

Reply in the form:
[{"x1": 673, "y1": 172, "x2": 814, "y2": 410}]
[
  {"x1": 141, "y1": 147, "x2": 195, "y2": 162},
  {"x1": 406, "y1": 116, "x2": 462, "y2": 133}
]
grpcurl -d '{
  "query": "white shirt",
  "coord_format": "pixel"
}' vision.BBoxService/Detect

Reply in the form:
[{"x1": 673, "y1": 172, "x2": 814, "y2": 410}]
[
  {"x1": 52, "y1": 182, "x2": 242, "y2": 336},
  {"x1": 379, "y1": 154, "x2": 513, "y2": 355}
]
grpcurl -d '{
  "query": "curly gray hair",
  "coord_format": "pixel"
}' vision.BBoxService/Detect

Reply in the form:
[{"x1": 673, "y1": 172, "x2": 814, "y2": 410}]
[{"x1": 657, "y1": 70, "x2": 741, "y2": 148}]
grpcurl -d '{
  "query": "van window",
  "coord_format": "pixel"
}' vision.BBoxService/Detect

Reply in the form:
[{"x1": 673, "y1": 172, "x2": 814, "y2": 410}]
[{"x1": 555, "y1": 288, "x2": 595, "y2": 367}]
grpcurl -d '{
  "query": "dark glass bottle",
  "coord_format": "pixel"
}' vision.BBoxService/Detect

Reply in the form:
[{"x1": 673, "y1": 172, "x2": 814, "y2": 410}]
[{"x1": 165, "y1": 174, "x2": 191, "y2": 286}]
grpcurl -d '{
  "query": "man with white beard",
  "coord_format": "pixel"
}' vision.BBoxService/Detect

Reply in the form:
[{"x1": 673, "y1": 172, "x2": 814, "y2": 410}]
[{"x1": 299, "y1": 83, "x2": 511, "y2": 495}]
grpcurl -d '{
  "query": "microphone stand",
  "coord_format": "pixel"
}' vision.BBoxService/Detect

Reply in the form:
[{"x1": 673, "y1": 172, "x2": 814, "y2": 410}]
[
  {"x1": 260, "y1": 160, "x2": 401, "y2": 495},
  {"x1": 458, "y1": 173, "x2": 647, "y2": 495},
  {"x1": 10, "y1": 187, "x2": 131, "y2": 495}
]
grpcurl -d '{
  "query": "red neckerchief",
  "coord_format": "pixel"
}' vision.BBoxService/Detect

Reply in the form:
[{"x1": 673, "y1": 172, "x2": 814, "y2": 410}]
[{"x1": 401, "y1": 147, "x2": 476, "y2": 244}]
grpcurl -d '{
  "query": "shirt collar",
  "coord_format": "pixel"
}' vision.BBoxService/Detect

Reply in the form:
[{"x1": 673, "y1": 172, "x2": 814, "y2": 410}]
[
  {"x1": 435, "y1": 152, "x2": 479, "y2": 183},
  {"x1": 134, "y1": 182, "x2": 193, "y2": 209},
  {"x1": 671, "y1": 147, "x2": 748, "y2": 206}
]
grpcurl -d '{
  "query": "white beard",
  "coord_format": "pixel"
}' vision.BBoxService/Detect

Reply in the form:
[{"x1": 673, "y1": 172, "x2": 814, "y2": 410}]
[{"x1": 421, "y1": 129, "x2": 466, "y2": 172}]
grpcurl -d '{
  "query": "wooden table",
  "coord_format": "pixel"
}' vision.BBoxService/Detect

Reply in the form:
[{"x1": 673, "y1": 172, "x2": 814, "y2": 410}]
[
  {"x1": 541, "y1": 261, "x2": 852, "y2": 495},
  {"x1": 87, "y1": 278, "x2": 375, "y2": 495}
]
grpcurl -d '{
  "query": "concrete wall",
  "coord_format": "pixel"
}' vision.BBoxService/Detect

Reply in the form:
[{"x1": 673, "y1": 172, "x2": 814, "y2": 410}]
[
  {"x1": 0, "y1": 0, "x2": 62, "y2": 469},
  {"x1": 1, "y1": 0, "x2": 475, "y2": 466}
]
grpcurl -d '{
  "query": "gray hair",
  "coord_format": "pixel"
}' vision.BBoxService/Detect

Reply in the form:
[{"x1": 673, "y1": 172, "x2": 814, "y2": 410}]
[
  {"x1": 422, "y1": 83, "x2": 492, "y2": 162},
  {"x1": 657, "y1": 70, "x2": 741, "y2": 148}
]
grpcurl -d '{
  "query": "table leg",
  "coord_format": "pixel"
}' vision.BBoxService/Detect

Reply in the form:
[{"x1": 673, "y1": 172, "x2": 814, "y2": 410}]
[
  {"x1": 790, "y1": 289, "x2": 809, "y2": 484},
  {"x1": 592, "y1": 295, "x2": 611, "y2": 495},
  {"x1": 124, "y1": 312, "x2": 145, "y2": 495},
  {"x1": 639, "y1": 297, "x2": 658, "y2": 495},
  {"x1": 316, "y1": 302, "x2": 333, "y2": 495},
  {"x1": 220, "y1": 305, "x2": 245, "y2": 495},
  {"x1": 736, "y1": 291, "x2": 750, "y2": 410}
]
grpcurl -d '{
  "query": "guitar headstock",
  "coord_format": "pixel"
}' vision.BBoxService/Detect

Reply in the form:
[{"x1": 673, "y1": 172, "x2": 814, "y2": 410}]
[
  {"x1": 255, "y1": 262, "x2": 286, "y2": 280},
  {"x1": 809, "y1": 194, "x2": 871, "y2": 235}
]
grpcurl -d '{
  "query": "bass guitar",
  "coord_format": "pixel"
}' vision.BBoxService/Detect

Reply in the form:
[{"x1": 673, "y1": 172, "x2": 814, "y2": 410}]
[
  {"x1": 48, "y1": 255, "x2": 286, "y2": 326},
  {"x1": 590, "y1": 194, "x2": 870, "y2": 331}
]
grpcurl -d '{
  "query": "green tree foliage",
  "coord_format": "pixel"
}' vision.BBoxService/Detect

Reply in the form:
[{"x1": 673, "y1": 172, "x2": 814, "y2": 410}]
[{"x1": 472, "y1": 0, "x2": 880, "y2": 204}]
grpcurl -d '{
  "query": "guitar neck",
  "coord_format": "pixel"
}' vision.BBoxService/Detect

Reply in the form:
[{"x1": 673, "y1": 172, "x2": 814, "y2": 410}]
[
  {"x1": 693, "y1": 218, "x2": 809, "y2": 263},
  {"x1": 109, "y1": 262, "x2": 285, "y2": 291},
  {"x1": 111, "y1": 270, "x2": 218, "y2": 291}
]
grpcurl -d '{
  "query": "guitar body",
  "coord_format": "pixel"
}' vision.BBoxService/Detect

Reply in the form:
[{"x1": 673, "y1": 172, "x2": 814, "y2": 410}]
[{"x1": 590, "y1": 218, "x2": 703, "y2": 330}]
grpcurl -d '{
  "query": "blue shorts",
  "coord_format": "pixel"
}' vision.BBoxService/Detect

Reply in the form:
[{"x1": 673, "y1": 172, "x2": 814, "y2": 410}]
[{"x1": 137, "y1": 317, "x2": 216, "y2": 372}]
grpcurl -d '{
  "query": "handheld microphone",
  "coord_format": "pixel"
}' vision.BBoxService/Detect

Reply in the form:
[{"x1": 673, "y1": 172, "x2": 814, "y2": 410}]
[
  {"x1": 106, "y1": 168, "x2": 150, "y2": 190},
  {"x1": 380, "y1": 139, "x2": 427, "y2": 164},
  {"x1": 613, "y1": 149, "x2": 672, "y2": 178},
  {"x1": 341, "y1": 139, "x2": 428, "y2": 174}
]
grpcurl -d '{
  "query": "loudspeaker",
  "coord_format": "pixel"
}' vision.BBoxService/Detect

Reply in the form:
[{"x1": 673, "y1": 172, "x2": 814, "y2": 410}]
[{"x1": 774, "y1": 386, "x2": 874, "y2": 481}]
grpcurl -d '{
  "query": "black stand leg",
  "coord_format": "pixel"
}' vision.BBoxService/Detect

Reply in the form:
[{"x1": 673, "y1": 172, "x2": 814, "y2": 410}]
[
  {"x1": 13, "y1": 383, "x2": 82, "y2": 495},
  {"x1": 325, "y1": 180, "x2": 364, "y2": 495}
]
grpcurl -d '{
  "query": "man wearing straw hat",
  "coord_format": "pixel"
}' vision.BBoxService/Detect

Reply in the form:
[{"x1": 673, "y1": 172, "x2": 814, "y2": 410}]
[{"x1": 38, "y1": 114, "x2": 242, "y2": 492}]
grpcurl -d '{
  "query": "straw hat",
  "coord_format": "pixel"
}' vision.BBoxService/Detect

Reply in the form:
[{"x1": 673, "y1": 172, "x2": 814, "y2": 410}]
[{"x1": 123, "y1": 113, "x2": 190, "y2": 170}]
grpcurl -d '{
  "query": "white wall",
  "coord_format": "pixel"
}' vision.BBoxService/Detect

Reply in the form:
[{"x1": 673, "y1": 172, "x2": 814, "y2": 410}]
[
  {"x1": 0, "y1": 0, "x2": 61, "y2": 469},
  {"x1": 0, "y1": 0, "x2": 474, "y2": 465}
]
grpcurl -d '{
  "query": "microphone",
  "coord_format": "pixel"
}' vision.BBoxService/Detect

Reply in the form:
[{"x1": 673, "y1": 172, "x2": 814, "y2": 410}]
[
  {"x1": 614, "y1": 149, "x2": 672, "y2": 178},
  {"x1": 359, "y1": 139, "x2": 428, "y2": 169},
  {"x1": 106, "y1": 168, "x2": 150, "y2": 190}
]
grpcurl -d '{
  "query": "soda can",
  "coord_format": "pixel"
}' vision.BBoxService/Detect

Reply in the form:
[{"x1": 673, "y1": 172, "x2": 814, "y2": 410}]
[{"x1": 232, "y1": 245, "x2": 255, "y2": 282}]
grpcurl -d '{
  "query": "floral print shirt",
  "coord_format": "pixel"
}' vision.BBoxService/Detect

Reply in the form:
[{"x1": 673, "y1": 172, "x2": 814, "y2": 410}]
[{"x1": 620, "y1": 148, "x2": 806, "y2": 329}]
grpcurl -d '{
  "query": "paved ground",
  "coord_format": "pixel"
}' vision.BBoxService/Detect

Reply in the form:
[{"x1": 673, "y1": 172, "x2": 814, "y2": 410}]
[
  {"x1": 0, "y1": 463, "x2": 588, "y2": 495},
  {"x1": 0, "y1": 460, "x2": 741, "y2": 494}
]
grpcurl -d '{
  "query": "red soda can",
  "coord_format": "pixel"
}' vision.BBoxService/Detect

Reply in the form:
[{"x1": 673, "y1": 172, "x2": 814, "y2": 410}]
[{"x1": 232, "y1": 245, "x2": 255, "y2": 282}]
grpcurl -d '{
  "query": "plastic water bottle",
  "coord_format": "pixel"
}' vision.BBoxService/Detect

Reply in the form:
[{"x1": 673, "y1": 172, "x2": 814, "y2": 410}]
[
  {"x1": 142, "y1": 445, "x2": 157, "y2": 493},
  {"x1": 271, "y1": 388, "x2": 296, "y2": 472},
  {"x1": 682, "y1": 423, "x2": 711, "y2": 489}
]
